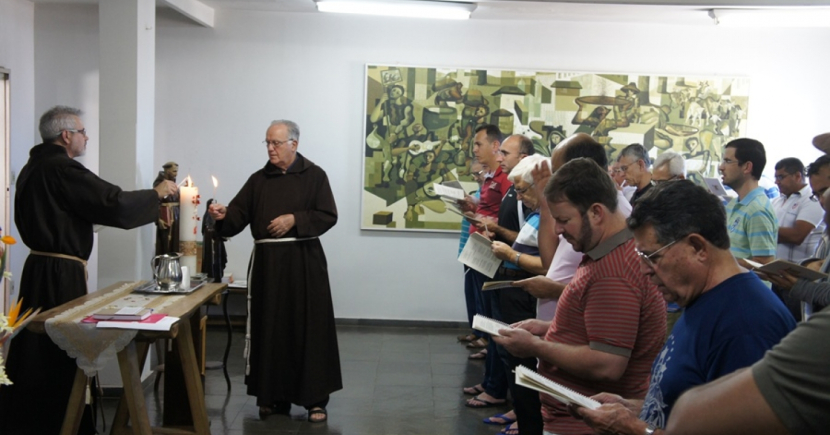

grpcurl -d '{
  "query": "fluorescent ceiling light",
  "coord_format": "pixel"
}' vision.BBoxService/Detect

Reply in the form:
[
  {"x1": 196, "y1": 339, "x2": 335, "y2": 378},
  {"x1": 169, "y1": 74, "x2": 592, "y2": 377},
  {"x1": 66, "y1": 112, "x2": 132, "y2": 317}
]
[
  {"x1": 710, "y1": 8, "x2": 830, "y2": 27},
  {"x1": 316, "y1": 0, "x2": 475, "y2": 20}
]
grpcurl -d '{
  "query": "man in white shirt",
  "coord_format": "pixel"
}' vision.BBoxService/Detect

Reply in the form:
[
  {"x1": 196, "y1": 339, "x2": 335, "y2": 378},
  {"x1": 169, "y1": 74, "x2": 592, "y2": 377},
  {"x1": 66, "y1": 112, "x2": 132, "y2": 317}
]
[{"x1": 772, "y1": 157, "x2": 824, "y2": 320}]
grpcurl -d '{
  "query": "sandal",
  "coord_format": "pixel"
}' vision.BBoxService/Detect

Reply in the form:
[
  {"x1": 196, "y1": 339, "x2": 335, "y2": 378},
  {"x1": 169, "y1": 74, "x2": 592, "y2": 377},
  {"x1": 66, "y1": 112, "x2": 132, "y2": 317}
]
[
  {"x1": 457, "y1": 333, "x2": 477, "y2": 342},
  {"x1": 499, "y1": 423, "x2": 519, "y2": 435},
  {"x1": 307, "y1": 407, "x2": 328, "y2": 423},
  {"x1": 483, "y1": 413, "x2": 517, "y2": 425},
  {"x1": 465, "y1": 395, "x2": 506, "y2": 408},
  {"x1": 466, "y1": 337, "x2": 488, "y2": 349},
  {"x1": 468, "y1": 349, "x2": 487, "y2": 360},
  {"x1": 462, "y1": 384, "x2": 485, "y2": 395}
]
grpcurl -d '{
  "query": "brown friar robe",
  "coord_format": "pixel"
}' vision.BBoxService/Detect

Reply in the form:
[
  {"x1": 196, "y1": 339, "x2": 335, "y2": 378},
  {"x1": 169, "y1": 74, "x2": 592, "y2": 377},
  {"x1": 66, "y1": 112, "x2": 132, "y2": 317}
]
[
  {"x1": 216, "y1": 152, "x2": 342, "y2": 407},
  {"x1": 0, "y1": 143, "x2": 159, "y2": 435}
]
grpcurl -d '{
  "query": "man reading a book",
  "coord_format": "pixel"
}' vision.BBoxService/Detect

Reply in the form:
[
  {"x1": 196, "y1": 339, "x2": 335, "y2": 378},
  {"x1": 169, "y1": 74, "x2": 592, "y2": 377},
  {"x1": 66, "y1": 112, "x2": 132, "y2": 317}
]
[
  {"x1": 493, "y1": 158, "x2": 666, "y2": 435},
  {"x1": 574, "y1": 181, "x2": 795, "y2": 435}
]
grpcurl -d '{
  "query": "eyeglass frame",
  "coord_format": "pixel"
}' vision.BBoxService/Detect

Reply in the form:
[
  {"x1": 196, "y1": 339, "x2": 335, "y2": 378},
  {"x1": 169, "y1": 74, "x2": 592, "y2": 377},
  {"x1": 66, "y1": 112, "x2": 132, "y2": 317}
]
[
  {"x1": 635, "y1": 236, "x2": 685, "y2": 268},
  {"x1": 773, "y1": 172, "x2": 795, "y2": 181},
  {"x1": 64, "y1": 128, "x2": 87, "y2": 136},
  {"x1": 720, "y1": 157, "x2": 743, "y2": 166},
  {"x1": 515, "y1": 182, "x2": 535, "y2": 195},
  {"x1": 652, "y1": 175, "x2": 680, "y2": 185},
  {"x1": 263, "y1": 138, "x2": 295, "y2": 148}
]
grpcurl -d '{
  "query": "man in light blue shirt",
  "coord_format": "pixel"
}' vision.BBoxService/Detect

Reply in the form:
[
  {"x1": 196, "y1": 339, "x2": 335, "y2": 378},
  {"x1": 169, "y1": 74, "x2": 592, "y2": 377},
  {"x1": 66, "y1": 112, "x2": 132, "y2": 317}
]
[{"x1": 719, "y1": 138, "x2": 777, "y2": 269}]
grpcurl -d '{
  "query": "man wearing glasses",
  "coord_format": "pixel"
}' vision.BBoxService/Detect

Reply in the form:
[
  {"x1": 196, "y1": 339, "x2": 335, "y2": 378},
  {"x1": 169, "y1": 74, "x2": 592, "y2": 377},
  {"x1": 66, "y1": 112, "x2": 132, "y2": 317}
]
[
  {"x1": 719, "y1": 138, "x2": 777, "y2": 270},
  {"x1": 616, "y1": 143, "x2": 654, "y2": 204},
  {"x1": 0, "y1": 105, "x2": 177, "y2": 435},
  {"x1": 575, "y1": 180, "x2": 795, "y2": 435}
]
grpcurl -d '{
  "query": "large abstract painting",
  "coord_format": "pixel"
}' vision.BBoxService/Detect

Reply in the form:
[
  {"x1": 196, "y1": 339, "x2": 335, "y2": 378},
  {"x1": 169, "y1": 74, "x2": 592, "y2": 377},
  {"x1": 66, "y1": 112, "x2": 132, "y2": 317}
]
[{"x1": 361, "y1": 64, "x2": 749, "y2": 232}]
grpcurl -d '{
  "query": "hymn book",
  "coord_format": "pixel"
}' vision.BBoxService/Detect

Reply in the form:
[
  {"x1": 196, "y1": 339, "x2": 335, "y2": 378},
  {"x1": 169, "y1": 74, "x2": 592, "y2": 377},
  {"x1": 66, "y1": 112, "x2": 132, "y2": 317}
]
[
  {"x1": 745, "y1": 259, "x2": 828, "y2": 281},
  {"x1": 472, "y1": 314, "x2": 513, "y2": 337},
  {"x1": 514, "y1": 366, "x2": 601, "y2": 410},
  {"x1": 92, "y1": 306, "x2": 152, "y2": 321},
  {"x1": 433, "y1": 183, "x2": 465, "y2": 200},
  {"x1": 481, "y1": 281, "x2": 515, "y2": 291},
  {"x1": 458, "y1": 232, "x2": 500, "y2": 278}
]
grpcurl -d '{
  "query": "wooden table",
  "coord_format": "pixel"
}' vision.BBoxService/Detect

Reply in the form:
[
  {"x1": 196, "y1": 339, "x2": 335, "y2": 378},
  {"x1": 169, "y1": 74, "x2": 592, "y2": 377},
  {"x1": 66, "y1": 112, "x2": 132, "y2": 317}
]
[{"x1": 29, "y1": 281, "x2": 227, "y2": 435}]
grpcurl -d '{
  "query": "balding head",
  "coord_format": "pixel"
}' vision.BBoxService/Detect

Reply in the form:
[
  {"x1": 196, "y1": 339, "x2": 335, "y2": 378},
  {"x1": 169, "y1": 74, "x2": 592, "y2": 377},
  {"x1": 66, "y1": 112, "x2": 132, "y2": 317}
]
[{"x1": 551, "y1": 133, "x2": 607, "y2": 171}]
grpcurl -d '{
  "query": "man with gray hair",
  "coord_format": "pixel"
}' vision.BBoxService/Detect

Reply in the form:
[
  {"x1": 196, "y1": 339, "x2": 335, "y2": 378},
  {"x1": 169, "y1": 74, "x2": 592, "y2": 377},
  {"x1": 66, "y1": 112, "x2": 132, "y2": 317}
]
[
  {"x1": 617, "y1": 143, "x2": 653, "y2": 203},
  {"x1": 0, "y1": 105, "x2": 177, "y2": 435},
  {"x1": 209, "y1": 119, "x2": 340, "y2": 423},
  {"x1": 652, "y1": 151, "x2": 687, "y2": 184}
]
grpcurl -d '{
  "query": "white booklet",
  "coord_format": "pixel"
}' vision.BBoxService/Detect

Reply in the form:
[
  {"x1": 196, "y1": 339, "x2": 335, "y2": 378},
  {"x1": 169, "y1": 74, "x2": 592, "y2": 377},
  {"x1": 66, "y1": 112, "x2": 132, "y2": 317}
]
[
  {"x1": 703, "y1": 177, "x2": 736, "y2": 198},
  {"x1": 514, "y1": 365, "x2": 601, "y2": 410},
  {"x1": 458, "y1": 232, "x2": 500, "y2": 278},
  {"x1": 433, "y1": 183, "x2": 465, "y2": 200},
  {"x1": 472, "y1": 314, "x2": 513, "y2": 337}
]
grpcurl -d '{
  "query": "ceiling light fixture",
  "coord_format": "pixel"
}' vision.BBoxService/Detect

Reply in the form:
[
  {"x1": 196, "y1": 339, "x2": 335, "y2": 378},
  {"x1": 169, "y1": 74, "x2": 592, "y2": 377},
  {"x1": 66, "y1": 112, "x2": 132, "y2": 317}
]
[
  {"x1": 315, "y1": 0, "x2": 476, "y2": 20},
  {"x1": 708, "y1": 7, "x2": 830, "y2": 27}
]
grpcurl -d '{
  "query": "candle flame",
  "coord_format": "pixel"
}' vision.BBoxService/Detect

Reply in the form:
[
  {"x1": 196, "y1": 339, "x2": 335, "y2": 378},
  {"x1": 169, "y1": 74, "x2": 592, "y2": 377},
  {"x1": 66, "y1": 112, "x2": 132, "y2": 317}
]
[
  {"x1": 212, "y1": 175, "x2": 218, "y2": 188},
  {"x1": 186, "y1": 175, "x2": 192, "y2": 187}
]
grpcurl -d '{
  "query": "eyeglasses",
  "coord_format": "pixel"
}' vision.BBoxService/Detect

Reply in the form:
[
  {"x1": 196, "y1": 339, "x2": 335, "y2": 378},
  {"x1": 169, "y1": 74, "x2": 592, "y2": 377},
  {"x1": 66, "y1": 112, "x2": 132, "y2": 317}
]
[
  {"x1": 721, "y1": 158, "x2": 741, "y2": 166},
  {"x1": 653, "y1": 175, "x2": 680, "y2": 185},
  {"x1": 515, "y1": 183, "x2": 535, "y2": 195},
  {"x1": 263, "y1": 139, "x2": 294, "y2": 148},
  {"x1": 471, "y1": 170, "x2": 485, "y2": 177},
  {"x1": 64, "y1": 128, "x2": 87, "y2": 136},
  {"x1": 774, "y1": 173, "x2": 793, "y2": 181},
  {"x1": 811, "y1": 186, "x2": 829, "y2": 201},
  {"x1": 635, "y1": 237, "x2": 682, "y2": 268}
]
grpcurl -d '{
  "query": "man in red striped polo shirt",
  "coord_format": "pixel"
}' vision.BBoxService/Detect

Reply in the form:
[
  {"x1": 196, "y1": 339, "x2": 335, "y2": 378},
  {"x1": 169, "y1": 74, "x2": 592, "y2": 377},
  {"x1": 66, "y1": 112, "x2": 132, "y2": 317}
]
[{"x1": 495, "y1": 158, "x2": 666, "y2": 435}]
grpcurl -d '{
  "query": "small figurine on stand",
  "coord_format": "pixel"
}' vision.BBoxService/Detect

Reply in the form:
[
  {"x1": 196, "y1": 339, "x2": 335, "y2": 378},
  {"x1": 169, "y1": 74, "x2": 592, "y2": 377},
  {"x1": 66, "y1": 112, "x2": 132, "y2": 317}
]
[
  {"x1": 201, "y1": 198, "x2": 227, "y2": 282},
  {"x1": 154, "y1": 162, "x2": 180, "y2": 256}
]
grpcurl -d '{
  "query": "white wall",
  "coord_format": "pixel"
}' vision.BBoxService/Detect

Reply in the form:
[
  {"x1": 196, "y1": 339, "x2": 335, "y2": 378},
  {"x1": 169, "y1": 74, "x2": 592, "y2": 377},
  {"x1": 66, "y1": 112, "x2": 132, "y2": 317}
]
[
  {"x1": 0, "y1": 0, "x2": 35, "y2": 303},
  {"x1": 32, "y1": 5, "x2": 830, "y2": 321}
]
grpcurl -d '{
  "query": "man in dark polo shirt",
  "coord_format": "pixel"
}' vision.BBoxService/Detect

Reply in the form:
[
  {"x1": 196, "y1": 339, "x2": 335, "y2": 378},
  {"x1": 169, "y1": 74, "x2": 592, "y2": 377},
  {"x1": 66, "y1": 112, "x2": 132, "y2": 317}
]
[{"x1": 617, "y1": 143, "x2": 653, "y2": 204}]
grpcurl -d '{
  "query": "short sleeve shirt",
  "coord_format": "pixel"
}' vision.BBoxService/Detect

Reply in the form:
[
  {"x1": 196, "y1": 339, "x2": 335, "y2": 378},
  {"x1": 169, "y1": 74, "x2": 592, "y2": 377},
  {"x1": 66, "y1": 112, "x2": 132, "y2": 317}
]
[
  {"x1": 725, "y1": 186, "x2": 778, "y2": 259},
  {"x1": 772, "y1": 184, "x2": 825, "y2": 263},
  {"x1": 538, "y1": 229, "x2": 667, "y2": 434}
]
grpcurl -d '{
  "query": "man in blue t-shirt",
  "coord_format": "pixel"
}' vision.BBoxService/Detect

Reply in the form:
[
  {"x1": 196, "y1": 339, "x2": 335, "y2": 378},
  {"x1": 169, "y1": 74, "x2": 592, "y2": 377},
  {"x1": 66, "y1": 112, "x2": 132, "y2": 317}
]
[{"x1": 575, "y1": 180, "x2": 796, "y2": 435}]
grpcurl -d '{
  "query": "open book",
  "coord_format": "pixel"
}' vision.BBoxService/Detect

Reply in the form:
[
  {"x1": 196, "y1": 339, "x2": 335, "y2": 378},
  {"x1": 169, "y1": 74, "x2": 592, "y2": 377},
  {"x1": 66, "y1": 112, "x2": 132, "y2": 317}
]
[
  {"x1": 433, "y1": 183, "x2": 465, "y2": 200},
  {"x1": 514, "y1": 365, "x2": 601, "y2": 410},
  {"x1": 472, "y1": 314, "x2": 513, "y2": 337},
  {"x1": 482, "y1": 281, "x2": 515, "y2": 291},
  {"x1": 745, "y1": 259, "x2": 828, "y2": 281},
  {"x1": 458, "y1": 232, "x2": 500, "y2": 278},
  {"x1": 92, "y1": 306, "x2": 152, "y2": 321}
]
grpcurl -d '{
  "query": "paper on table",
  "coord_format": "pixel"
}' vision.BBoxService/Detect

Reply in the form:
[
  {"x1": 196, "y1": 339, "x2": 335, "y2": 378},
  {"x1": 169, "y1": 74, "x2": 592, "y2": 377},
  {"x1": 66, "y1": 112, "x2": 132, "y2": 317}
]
[
  {"x1": 472, "y1": 314, "x2": 513, "y2": 337},
  {"x1": 97, "y1": 316, "x2": 179, "y2": 331},
  {"x1": 514, "y1": 365, "x2": 601, "y2": 410},
  {"x1": 458, "y1": 232, "x2": 500, "y2": 278},
  {"x1": 433, "y1": 183, "x2": 465, "y2": 200}
]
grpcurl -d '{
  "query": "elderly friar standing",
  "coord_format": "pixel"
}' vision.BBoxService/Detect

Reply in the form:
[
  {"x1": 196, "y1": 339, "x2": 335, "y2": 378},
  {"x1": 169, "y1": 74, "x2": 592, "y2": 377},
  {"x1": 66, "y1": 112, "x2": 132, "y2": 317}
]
[{"x1": 208, "y1": 119, "x2": 340, "y2": 423}]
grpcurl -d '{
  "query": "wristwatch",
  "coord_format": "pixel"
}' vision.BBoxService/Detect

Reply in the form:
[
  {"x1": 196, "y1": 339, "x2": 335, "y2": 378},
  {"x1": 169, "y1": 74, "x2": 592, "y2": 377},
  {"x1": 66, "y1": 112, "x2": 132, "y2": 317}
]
[{"x1": 643, "y1": 423, "x2": 657, "y2": 435}]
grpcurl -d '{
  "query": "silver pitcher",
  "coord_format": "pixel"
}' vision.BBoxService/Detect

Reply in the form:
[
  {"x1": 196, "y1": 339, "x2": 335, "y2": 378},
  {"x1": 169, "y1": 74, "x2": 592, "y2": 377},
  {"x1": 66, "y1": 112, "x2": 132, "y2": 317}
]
[{"x1": 152, "y1": 253, "x2": 183, "y2": 290}]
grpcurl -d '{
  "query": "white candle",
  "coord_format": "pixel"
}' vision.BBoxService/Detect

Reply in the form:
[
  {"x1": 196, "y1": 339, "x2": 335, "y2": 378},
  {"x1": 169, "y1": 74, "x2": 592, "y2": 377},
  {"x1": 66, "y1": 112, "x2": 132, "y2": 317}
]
[{"x1": 179, "y1": 176, "x2": 199, "y2": 273}]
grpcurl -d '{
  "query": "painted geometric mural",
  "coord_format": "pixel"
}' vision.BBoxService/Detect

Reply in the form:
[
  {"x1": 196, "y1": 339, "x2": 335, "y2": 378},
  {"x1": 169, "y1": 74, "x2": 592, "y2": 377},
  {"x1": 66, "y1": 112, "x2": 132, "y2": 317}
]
[{"x1": 361, "y1": 64, "x2": 749, "y2": 232}]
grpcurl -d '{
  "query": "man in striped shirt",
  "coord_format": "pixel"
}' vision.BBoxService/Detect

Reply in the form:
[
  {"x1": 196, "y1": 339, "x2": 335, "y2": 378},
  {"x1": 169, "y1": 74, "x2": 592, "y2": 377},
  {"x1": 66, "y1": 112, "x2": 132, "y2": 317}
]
[
  {"x1": 495, "y1": 158, "x2": 666, "y2": 435},
  {"x1": 720, "y1": 138, "x2": 777, "y2": 269}
]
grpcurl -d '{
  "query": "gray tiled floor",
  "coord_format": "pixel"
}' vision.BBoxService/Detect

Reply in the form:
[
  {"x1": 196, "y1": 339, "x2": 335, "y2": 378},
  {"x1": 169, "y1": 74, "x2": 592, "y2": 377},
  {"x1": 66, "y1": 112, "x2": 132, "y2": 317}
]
[{"x1": 96, "y1": 325, "x2": 513, "y2": 435}]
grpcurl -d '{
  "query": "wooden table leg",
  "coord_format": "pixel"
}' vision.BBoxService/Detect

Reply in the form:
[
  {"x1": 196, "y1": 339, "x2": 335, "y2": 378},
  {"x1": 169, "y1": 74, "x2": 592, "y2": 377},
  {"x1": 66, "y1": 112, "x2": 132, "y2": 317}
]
[
  {"x1": 117, "y1": 341, "x2": 153, "y2": 435},
  {"x1": 60, "y1": 367, "x2": 87, "y2": 435},
  {"x1": 111, "y1": 341, "x2": 150, "y2": 435},
  {"x1": 176, "y1": 319, "x2": 211, "y2": 434}
]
